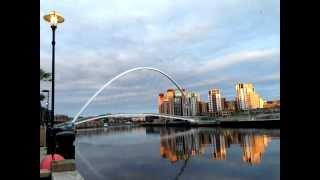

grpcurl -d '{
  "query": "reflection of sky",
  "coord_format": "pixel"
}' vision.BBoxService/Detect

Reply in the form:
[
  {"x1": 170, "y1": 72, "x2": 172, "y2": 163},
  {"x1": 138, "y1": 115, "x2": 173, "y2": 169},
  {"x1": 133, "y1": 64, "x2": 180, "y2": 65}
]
[
  {"x1": 78, "y1": 131, "x2": 158, "y2": 146},
  {"x1": 76, "y1": 128, "x2": 280, "y2": 180}
]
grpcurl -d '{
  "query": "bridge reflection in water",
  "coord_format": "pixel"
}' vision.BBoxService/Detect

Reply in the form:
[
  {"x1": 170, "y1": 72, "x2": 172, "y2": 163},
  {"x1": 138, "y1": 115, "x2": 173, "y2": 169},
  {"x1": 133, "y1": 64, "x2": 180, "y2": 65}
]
[{"x1": 152, "y1": 127, "x2": 279, "y2": 165}]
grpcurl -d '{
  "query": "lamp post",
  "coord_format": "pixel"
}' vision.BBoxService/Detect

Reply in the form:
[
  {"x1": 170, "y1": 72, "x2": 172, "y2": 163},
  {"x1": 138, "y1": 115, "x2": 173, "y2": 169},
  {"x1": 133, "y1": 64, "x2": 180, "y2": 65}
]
[
  {"x1": 41, "y1": 89, "x2": 50, "y2": 126},
  {"x1": 43, "y1": 11, "x2": 64, "y2": 155},
  {"x1": 43, "y1": 11, "x2": 64, "y2": 128}
]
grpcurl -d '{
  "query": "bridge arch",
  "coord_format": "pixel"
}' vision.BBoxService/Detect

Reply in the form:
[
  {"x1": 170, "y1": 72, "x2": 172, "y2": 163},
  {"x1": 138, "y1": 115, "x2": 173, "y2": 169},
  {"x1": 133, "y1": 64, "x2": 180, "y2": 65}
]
[{"x1": 72, "y1": 67, "x2": 189, "y2": 124}]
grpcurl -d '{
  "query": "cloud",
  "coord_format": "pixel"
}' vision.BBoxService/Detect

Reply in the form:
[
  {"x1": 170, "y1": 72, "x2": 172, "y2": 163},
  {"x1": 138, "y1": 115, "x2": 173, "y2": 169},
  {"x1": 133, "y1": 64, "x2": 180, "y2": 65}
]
[
  {"x1": 40, "y1": 0, "x2": 279, "y2": 116},
  {"x1": 195, "y1": 49, "x2": 279, "y2": 74}
]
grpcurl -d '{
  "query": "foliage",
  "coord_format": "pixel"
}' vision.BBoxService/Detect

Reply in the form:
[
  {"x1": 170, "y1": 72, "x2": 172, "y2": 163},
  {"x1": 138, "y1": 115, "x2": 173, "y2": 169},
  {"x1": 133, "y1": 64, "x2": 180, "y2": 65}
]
[
  {"x1": 40, "y1": 68, "x2": 51, "y2": 102},
  {"x1": 40, "y1": 68, "x2": 51, "y2": 81},
  {"x1": 40, "y1": 93, "x2": 45, "y2": 101}
]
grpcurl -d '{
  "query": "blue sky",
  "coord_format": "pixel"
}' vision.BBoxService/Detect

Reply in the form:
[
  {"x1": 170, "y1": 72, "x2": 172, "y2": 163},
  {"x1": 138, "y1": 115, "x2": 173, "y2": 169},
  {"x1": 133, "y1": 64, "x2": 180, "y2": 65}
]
[{"x1": 40, "y1": 0, "x2": 280, "y2": 117}]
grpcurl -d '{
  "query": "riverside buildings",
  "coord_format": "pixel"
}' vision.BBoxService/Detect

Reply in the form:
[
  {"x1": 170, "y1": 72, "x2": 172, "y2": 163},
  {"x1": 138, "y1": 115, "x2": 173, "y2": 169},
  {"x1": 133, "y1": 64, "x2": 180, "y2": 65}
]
[
  {"x1": 158, "y1": 83, "x2": 276, "y2": 116},
  {"x1": 158, "y1": 89, "x2": 201, "y2": 116}
]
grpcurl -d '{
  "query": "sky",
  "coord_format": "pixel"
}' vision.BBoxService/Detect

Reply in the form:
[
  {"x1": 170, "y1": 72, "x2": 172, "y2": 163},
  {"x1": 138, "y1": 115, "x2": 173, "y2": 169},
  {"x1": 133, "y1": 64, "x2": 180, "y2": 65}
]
[{"x1": 40, "y1": 0, "x2": 280, "y2": 117}]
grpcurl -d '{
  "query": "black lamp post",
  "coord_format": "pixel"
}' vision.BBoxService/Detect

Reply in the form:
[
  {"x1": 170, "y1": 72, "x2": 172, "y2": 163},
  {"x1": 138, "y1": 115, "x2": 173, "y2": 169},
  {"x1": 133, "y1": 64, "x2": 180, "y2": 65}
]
[{"x1": 43, "y1": 11, "x2": 64, "y2": 155}]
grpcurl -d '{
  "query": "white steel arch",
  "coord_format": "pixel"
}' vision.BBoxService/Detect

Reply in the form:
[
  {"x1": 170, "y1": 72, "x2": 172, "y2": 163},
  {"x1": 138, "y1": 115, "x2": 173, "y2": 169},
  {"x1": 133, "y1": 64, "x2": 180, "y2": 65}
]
[{"x1": 72, "y1": 67, "x2": 189, "y2": 124}]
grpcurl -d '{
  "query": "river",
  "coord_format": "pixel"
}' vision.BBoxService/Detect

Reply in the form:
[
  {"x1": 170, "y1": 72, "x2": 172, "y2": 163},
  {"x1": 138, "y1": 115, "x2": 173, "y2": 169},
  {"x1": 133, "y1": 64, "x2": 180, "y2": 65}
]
[{"x1": 76, "y1": 126, "x2": 280, "y2": 180}]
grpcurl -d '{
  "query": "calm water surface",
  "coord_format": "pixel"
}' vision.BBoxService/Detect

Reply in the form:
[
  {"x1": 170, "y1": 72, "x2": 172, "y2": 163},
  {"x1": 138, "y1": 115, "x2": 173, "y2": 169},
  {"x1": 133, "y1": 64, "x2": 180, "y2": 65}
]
[{"x1": 76, "y1": 126, "x2": 280, "y2": 180}]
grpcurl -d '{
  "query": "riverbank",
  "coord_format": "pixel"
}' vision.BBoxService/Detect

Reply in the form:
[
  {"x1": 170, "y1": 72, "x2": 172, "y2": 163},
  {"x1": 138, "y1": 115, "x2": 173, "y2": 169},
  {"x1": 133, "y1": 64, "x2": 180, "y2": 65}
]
[{"x1": 141, "y1": 119, "x2": 280, "y2": 128}]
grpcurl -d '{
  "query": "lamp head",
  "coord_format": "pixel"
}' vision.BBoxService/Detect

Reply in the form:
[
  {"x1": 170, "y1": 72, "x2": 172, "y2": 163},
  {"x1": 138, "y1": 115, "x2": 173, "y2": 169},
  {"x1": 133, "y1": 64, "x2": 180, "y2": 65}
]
[{"x1": 43, "y1": 11, "x2": 64, "y2": 27}]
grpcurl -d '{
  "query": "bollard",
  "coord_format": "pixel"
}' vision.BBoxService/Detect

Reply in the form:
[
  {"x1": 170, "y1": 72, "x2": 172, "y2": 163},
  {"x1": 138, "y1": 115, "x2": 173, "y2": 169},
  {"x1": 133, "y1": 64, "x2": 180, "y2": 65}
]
[
  {"x1": 46, "y1": 124, "x2": 75, "y2": 159},
  {"x1": 46, "y1": 127, "x2": 57, "y2": 155},
  {"x1": 55, "y1": 130, "x2": 75, "y2": 159}
]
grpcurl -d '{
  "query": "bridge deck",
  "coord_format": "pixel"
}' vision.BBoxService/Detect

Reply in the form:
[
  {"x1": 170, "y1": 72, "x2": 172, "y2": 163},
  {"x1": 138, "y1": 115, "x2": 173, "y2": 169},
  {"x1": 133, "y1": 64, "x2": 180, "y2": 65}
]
[{"x1": 74, "y1": 113, "x2": 198, "y2": 125}]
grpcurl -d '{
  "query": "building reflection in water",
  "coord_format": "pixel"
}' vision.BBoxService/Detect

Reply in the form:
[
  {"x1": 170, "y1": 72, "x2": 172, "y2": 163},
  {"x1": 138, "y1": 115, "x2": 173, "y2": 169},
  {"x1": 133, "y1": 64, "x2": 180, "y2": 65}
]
[{"x1": 154, "y1": 127, "x2": 277, "y2": 165}]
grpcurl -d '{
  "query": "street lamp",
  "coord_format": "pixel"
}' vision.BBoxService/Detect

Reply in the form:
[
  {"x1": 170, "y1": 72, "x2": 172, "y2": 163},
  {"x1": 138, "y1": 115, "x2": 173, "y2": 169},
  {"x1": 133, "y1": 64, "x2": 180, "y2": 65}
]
[
  {"x1": 41, "y1": 89, "x2": 50, "y2": 126},
  {"x1": 43, "y1": 11, "x2": 64, "y2": 155},
  {"x1": 43, "y1": 11, "x2": 64, "y2": 128}
]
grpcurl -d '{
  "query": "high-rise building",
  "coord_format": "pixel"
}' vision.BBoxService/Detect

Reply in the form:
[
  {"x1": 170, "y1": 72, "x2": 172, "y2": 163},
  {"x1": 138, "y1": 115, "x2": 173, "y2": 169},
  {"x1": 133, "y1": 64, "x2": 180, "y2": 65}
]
[
  {"x1": 188, "y1": 92, "x2": 200, "y2": 116},
  {"x1": 158, "y1": 89, "x2": 200, "y2": 116},
  {"x1": 158, "y1": 89, "x2": 175, "y2": 115},
  {"x1": 208, "y1": 89, "x2": 222, "y2": 113},
  {"x1": 158, "y1": 93, "x2": 165, "y2": 113},
  {"x1": 235, "y1": 83, "x2": 264, "y2": 110},
  {"x1": 259, "y1": 98, "x2": 265, "y2": 109},
  {"x1": 173, "y1": 90, "x2": 183, "y2": 116}
]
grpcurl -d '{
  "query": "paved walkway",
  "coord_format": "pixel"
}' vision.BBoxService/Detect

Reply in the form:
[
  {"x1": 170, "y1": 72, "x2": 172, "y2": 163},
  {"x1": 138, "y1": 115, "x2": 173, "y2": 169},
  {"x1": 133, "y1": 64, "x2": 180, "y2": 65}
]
[{"x1": 52, "y1": 171, "x2": 84, "y2": 180}]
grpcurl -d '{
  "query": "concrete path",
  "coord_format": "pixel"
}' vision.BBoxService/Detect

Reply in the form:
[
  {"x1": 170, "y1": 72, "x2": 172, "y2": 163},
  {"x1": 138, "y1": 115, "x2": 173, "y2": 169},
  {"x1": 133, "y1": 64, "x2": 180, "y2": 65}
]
[{"x1": 52, "y1": 171, "x2": 84, "y2": 180}]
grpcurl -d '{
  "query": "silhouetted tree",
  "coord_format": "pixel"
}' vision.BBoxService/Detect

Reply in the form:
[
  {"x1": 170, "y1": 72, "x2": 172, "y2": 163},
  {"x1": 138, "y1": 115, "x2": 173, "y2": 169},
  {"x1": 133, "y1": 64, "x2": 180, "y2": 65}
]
[{"x1": 40, "y1": 68, "x2": 51, "y2": 125}]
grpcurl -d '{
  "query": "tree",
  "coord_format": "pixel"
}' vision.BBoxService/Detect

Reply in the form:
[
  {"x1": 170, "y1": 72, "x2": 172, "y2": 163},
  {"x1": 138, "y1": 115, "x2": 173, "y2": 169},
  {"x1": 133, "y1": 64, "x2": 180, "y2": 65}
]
[
  {"x1": 40, "y1": 68, "x2": 51, "y2": 125},
  {"x1": 40, "y1": 93, "x2": 45, "y2": 101},
  {"x1": 40, "y1": 68, "x2": 51, "y2": 102},
  {"x1": 40, "y1": 68, "x2": 51, "y2": 81}
]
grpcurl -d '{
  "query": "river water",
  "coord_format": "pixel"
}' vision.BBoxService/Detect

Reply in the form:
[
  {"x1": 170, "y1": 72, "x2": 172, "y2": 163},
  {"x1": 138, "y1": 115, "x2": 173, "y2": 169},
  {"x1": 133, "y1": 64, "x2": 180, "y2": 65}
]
[{"x1": 76, "y1": 126, "x2": 280, "y2": 180}]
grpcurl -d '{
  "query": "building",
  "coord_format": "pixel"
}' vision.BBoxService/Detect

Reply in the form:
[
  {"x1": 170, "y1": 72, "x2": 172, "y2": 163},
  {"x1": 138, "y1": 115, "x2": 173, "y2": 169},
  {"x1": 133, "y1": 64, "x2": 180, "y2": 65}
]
[
  {"x1": 188, "y1": 92, "x2": 200, "y2": 116},
  {"x1": 225, "y1": 100, "x2": 236, "y2": 112},
  {"x1": 235, "y1": 83, "x2": 264, "y2": 110},
  {"x1": 158, "y1": 89, "x2": 175, "y2": 115},
  {"x1": 158, "y1": 93, "x2": 165, "y2": 113},
  {"x1": 158, "y1": 89, "x2": 200, "y2": 116},
  {"x1": 54, "y1": 114, "x2": 70, "y2": 124},
  {"x1": 197, "y1": 101, "x2": 209, "y2": 116},
  {"x1": 166, "y1": 89, "x2": 175, "y2": 115},
  {"x1": 221, "y1": 97, "x2": 227, "y2": 110},
  {"x1": 235, "y1": 83, "x2": 252, "y2": 110},
  {"x1": 263, "y1": 100, "x2": 280, "y2": 109},
  {"x1": 208, "y1": 89, "x2": 222, "y2": 113},
  {"x1": 76, "y1": 119, "x2": 104, "y2": 129},
  {"x1": 174, "y1": 90, "x2": 183, "y2": 116}
]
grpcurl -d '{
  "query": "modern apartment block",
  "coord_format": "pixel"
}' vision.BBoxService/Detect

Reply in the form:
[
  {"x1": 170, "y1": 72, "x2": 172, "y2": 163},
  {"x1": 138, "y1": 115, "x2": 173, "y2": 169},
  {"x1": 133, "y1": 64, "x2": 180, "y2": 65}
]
[
  {"x1": 235, "y1": 83, "x2": 264, "y2": 110},
  {"x1": 158, "y1": 89, "x2": 200, "y2": 116},
  {"x1": 186, "y1": 92, "x2": 200, "y2": 116},
  {"x1": 208, "y1": 89, "x2": 222, "y2": 113}
]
